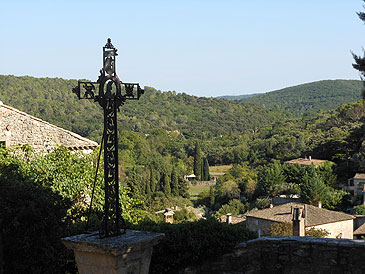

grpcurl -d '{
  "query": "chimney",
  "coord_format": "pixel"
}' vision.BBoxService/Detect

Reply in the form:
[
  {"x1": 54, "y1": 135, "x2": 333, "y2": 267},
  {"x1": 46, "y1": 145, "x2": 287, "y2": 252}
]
[
  {"x1": 226, "y1": 213, "x2": 232, "y2": 224},
  {"x1": 292, "y1": 207, "x2": 305, "y2": 236},
  {"x1": 317, "y1": 200, "x2": 322, "y2": 208}
]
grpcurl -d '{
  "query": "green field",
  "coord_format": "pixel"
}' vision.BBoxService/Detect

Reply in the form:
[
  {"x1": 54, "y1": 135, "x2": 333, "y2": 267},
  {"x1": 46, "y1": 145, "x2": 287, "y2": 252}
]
[
  {"x1": 188, "y1": 185, "x2": 211, "y2": 201},
  {"x1": 209, "y1": 165, "x2": 232, "y2": 174}
]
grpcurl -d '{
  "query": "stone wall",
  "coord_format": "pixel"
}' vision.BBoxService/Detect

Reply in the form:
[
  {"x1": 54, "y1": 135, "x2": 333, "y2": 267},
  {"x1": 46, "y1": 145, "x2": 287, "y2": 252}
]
[
  {"x1": 182, "y1": 236, "x2": 365, "y2": 274},
  {"x1": 187, "y1": 181, "x2": 216, "y2": 187}
]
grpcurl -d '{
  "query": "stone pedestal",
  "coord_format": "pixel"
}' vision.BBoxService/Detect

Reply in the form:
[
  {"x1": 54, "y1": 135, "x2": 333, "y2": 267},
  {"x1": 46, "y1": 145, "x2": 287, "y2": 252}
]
[{"x1": 62, "y1": 230, "x2": 164, "y2": 274}]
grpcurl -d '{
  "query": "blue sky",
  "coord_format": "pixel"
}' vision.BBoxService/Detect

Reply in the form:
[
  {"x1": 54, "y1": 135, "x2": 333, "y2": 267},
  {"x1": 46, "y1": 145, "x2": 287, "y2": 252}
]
[{"x1": 1, "y1": 0, "x2": 365, "y2": 97}]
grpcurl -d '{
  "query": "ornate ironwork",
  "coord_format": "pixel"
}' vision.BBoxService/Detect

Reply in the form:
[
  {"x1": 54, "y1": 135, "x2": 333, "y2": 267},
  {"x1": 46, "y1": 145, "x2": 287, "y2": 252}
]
[{"x1": 72, "y1": 38, "x2": 144, "y2": 237}]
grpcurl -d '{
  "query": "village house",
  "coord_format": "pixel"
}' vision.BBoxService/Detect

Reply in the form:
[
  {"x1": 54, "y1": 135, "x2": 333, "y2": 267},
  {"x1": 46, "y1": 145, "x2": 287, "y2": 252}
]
[
  {"x1": 245, "y1": 202, "x2": 355, "y2": 239},
  {"x1": 0, "y1": 102, "x2": 97, "y2": 153},
  {"x1": 343, "y1": 173, "x2": 365, "y2": 204}
]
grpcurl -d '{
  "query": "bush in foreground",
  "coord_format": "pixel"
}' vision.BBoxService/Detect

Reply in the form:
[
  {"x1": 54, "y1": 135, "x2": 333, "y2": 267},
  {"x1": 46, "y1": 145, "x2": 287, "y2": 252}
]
[{"x1": 129, "y1": 218, "x2": 257, "y2": 274}]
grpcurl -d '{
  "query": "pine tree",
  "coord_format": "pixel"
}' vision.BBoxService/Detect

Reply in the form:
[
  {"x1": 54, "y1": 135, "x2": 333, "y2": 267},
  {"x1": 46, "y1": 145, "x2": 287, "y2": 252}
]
[
  {"x1": 193, "y1": 142, "x2": 202, "y2": 180},
  {"x1": 352, "y1": 3, "x2": 365, "y2": 99}
]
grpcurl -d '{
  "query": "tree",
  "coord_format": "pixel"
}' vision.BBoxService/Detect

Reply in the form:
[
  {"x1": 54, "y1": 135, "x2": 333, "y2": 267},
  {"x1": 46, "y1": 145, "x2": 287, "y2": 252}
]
[
  {"x1": 171, "y1": 168, "x2": 179, "y2": 196},
  {"x1": 209, "y1": 186, "x2": 215, "y2": 208},
  {"x1": 300, "y1": 172, "x2": 329, "y2": 206},
  {"x1": 193, "y1": 142, "x2": 202, "y2": 180},
  {"x1": 258, "y1": 163, "x2": 286, "y2": 196},
  {"x1": 352, "y1": 2, "x2": 365, "y2": 99},
  {"x1": 202, "y1": 158, "x2": 210, "y2": 181}
]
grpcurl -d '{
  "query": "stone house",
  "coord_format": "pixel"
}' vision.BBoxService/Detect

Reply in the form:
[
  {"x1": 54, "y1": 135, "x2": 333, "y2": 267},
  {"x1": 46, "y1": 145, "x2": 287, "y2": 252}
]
[
  {"x1": 343, "y1": 173, "x2": 365, "y2": 204},
  {"x1": 245, "y1": 202, "x2": 354, "y2": 239},
  {"x1": 0, "y1": 102, "x2": 98, "y2": 153}
]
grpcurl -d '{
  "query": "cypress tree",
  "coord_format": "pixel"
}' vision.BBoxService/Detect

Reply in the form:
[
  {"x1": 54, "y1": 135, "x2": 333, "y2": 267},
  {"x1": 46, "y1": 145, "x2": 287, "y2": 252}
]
[
  {"x1": 209, "y1": 186, "x2": 215, "y2": 208},
  {"x1": 194, "y1": 142, "x2": 202, "y2": 180},
  {"x1": 203, "y1": 158, "x2": 210, "y2": 181},
  {"x1": 171, "y1": 168, "x2": 179, "y2": 196},
  {"x1": 162, "y1": 172, "x2": 171, "y2": 195}
]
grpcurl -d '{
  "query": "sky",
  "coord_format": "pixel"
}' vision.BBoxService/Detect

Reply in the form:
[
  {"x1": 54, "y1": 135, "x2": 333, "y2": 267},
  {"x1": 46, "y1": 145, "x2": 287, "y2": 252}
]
[{"x1": 1, "y1": 0, "x2": 365, "y2": 97}]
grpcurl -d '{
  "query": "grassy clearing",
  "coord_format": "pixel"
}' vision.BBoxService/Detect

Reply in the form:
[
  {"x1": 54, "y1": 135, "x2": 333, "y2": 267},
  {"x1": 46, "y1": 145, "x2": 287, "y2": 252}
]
[
  {"x1": 209, "y1": 165, "x2": 232, "y2": 174},
  {"x1": 188, "y1": 185, "x2": 211, "y2": 201}
]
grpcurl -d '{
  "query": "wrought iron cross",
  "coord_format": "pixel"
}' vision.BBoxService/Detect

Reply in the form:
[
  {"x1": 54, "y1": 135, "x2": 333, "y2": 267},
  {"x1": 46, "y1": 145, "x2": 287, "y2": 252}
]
[{"x1": 72, "y1": 38, "x2": 144, "y2": 237}]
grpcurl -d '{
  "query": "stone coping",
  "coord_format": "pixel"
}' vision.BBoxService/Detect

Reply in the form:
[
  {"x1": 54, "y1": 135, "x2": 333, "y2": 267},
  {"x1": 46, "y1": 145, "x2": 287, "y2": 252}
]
[
  {"x1": 62, "y1": 230, "x2": 165, "y2": 256},
  {"x1": 245, "y1": 236, "x2": 365, "y2": 247}
]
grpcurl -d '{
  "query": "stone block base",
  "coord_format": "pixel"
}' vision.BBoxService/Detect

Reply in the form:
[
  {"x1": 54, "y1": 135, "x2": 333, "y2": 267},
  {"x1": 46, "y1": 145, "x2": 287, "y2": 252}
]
[{"x1": 62, "y1": 230, "x2": 164, "y2": 274}]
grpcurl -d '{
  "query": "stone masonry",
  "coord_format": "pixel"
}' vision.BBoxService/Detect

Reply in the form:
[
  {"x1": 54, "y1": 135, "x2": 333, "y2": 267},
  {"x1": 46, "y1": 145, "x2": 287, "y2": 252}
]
[{"x1": 182, "y1": 236, "x2": 365, "y2": 274}]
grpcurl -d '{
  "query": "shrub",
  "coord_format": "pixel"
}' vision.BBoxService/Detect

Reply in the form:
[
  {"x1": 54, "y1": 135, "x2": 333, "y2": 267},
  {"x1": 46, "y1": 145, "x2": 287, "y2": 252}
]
[
  {"x1": 305, "y1": 227, "x2": 330, "y2": 237},
  {"x1": 354, "y1": 204, "x2": 365, "y2": 215},
  {"x1": 0, "y1": 161, "x2": 74, "y2": 274},
  {"x1": 269, "y1": 222, "x2": 330, "y2": 237},
  {"x1": 255, "y1": 197, "x2": 271, "y2": 209},
  {"x1": 269, "y1": 222, "x2": 292, "y2": 236},
  {"x1": 128, "y1": 218, "x2": 257, "y2": 273}
]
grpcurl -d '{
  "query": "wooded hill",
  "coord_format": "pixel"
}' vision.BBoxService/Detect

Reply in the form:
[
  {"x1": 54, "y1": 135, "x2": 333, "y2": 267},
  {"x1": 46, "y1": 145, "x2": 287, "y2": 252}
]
[
  {"x1": 227, "y1": 80, "x2": 363, "y2": 114},
  {"x1": 0, "y1": 75, "x2": 289, "y2": 141}
]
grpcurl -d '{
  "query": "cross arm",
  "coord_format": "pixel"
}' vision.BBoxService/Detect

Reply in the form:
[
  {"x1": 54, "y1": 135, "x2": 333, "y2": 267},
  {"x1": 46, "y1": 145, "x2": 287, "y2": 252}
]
[
  {"x1": 121, "y1": 83, "x2": 144, "y2": 100},
  {"x1": 72, "y1": 81, "x2": 99, "y2": 100}
]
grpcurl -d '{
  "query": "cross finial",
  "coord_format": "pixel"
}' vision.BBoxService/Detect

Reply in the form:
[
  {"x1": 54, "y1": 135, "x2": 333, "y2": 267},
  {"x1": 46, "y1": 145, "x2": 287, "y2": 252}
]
[{"x1": 105, "y1": 38, "x2": 114, "y2": 49}]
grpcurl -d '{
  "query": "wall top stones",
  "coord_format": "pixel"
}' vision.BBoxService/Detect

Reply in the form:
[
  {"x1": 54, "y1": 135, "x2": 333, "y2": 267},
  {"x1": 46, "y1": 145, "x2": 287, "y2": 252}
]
[
  {"x1": 247, "y1": 236, "x2": 365, "y2": 247},
  {"x1": 0, "y1": 103, "x2": 98, "y2": 153}
]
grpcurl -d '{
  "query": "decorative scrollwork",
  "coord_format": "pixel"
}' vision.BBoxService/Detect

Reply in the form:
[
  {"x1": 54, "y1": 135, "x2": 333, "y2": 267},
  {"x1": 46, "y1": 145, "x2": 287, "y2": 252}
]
[{"x1": 83, "y1": 83, "x2": 96, "y2": 99}]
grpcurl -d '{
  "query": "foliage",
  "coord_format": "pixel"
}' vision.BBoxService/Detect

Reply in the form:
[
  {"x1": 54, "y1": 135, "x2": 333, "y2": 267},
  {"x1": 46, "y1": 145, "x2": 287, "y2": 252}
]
[
  {"x1": 202, "y1": 158, "x2": 210, "y2": 181},
  {"x1": 255, "y1": 198, "x2": 271, "y2": 209},
  {"x1": 269, "y1": 222, "x2": 293, "y2": 236},
  {"x1": 173, "y1": 207, "x2": 197, "y2": 223},
  {"x1": 216, "y1": 199, "x2": 246, "y2": 217},
  {"x1": 241, "y1": 80, "x2": 363, "y2": 114},
  {"x1": 257, "y1": 162, "x2": 286, "y2": 196},
  {"x1": 0, "y1": 148, "x2": 75, "y2": 274},
  {"x1": 128, "y1": 218, "x2": 257, "y2": 274},
  {"x1": 353, "y1": 204, "x2": 365, "y2": 215},
  {"x1": 193, "y1": 142, "x2": 202, "y2": 180},
  {"x1": 269, "y1": 222, "x2": 329, "y2": 237},
  {"x1": 0, "y1": 75, "x2": 289, "y2": 141},
  {"x1": 305, "y1": 227, "x2": 330, "y2": 237}
]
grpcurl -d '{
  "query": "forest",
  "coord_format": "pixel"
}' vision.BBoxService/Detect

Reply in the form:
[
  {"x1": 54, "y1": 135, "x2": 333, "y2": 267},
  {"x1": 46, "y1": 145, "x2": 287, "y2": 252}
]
[{"x1": 1, "y1": 74, "x2": 365, "y2": 273}]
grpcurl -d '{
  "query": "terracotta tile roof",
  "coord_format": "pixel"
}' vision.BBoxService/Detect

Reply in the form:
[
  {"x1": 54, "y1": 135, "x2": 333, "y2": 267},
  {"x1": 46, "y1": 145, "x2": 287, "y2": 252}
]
[
  {"x1": 246, "y1": 202, "x2": 354, "y2": 227},
  {"x1": 354, "y1": 223, "x2": 365, "y2": 235},
  {"x1": 284, "y1": 158, "x2": 326, "y2": 167},
  {"x1": 353, "y1": 173, "x2": 365, "y2": 180}
]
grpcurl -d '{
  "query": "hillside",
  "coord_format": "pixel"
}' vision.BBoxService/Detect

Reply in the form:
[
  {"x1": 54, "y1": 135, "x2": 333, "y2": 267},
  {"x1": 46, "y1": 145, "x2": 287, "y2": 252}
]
[
  {"x1": 0, "y1": 75, "x2": 289, "y2": 141},
  {"x1": 218, "y1": 93, "x2": 260, "y2": 100},
  {"x1": 239, "y1": 80, "x2": 363, "y2": 114}
]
